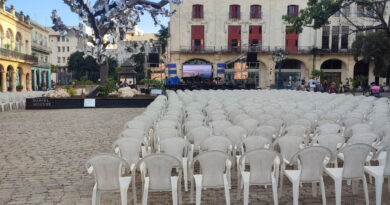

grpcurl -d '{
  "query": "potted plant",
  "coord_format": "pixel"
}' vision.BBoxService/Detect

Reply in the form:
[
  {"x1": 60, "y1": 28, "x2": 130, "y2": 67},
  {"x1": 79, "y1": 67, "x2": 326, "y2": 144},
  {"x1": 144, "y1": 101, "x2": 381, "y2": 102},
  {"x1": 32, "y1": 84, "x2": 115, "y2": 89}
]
[{"x1": 16, "y1": 85, "x2": 23, "y2": 92}]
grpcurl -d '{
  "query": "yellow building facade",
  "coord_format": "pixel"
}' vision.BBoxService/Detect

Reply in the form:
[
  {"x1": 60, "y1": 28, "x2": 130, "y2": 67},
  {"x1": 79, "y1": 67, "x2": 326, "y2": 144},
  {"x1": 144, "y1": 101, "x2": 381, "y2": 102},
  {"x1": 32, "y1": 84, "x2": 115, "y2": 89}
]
[{"x1": 0, "y1": 2, "x2": 37, "y2": 92}]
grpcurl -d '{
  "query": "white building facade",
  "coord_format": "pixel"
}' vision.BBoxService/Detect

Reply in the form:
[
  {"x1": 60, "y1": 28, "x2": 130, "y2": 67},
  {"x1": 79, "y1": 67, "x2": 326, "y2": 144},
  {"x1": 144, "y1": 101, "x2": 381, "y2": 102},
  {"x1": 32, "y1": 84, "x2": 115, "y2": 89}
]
[{"x1": 168, "y1": 0, "x2": 387, "y2": 88}]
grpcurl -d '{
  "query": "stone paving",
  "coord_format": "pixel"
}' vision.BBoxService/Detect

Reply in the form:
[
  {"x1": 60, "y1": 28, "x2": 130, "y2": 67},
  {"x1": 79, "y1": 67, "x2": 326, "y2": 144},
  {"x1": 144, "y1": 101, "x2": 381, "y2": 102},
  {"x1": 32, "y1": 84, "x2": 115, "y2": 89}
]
[{"x1": 0, "y1": 108, "x2": 389, "y2": 205}]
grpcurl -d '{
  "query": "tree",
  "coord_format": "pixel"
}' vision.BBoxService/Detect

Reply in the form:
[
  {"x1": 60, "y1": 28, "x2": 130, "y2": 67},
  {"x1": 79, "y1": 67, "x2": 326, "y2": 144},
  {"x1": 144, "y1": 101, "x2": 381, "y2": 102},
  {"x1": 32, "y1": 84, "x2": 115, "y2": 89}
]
[
  {"x1": 352, "y1": 31, "x2": 390, "y2": 81},
  {"x1": 155, "y1": 25, "x2": 169, "y2": 54},
  {"x1": 51, "y1": 0, "x2": 183, "y2": 83},
  {"x1": 68, "y1": 51, "x2": 99, "y2": 81},
  {"x1": 108, "y1": 56, "x2": 119, "y2": 79},
  {"x1": 283, "y1": 0, "x2": 390, "y2": 79},
  {"x1": 130, "y1": 52, "x2": 146, "y2": 81}
]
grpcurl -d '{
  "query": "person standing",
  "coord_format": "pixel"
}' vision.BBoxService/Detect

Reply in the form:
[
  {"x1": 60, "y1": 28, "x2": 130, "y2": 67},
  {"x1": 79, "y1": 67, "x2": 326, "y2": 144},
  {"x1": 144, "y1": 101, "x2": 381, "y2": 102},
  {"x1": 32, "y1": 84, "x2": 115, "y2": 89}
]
[
  {"x1": 301, "y1": 77, "x2": 306, "y2": 90},
  {"x1": 309, "y1": 78, "x2": 315, "y2": 92},
  {"x1": 339, "y1": 82, "x2": 344, "y2": 93}
]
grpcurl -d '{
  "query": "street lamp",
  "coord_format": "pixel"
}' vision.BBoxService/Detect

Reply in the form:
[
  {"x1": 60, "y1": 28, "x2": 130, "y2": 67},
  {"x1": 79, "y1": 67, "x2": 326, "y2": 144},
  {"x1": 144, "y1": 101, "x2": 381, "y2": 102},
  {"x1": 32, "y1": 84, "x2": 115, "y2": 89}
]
[{"x1": 272, "y1": 49, "x2": 288, "y2": 89}]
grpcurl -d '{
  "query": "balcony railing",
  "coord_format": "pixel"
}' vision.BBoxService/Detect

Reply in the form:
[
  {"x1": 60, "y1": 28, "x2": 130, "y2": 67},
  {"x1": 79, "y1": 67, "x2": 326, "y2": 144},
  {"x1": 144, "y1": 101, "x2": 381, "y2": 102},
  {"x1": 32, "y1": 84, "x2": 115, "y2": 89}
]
[
  {"x1": 32, "y1": 41, "x2": 51, "y2": 54},
  {"x1": 178, "y1": 45, "x2": 351, "y2": 54},
  {"x1": 0, "y1": 47, "x2": 38, "y2": 63}
]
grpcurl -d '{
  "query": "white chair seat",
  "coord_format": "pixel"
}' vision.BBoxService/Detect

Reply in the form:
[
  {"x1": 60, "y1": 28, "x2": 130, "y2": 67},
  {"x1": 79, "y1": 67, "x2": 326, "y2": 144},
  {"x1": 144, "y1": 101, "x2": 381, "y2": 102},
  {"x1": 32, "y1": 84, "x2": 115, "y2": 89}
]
[
  {"x1": 325, "y1": 167, "x2": 343, "y2": 179},
  {"x1": 364, "y1": 166, "x2": 385, "y2": 205},
  {"x1": 284, "y1": 170, "x2": 301, "y2": 183}
]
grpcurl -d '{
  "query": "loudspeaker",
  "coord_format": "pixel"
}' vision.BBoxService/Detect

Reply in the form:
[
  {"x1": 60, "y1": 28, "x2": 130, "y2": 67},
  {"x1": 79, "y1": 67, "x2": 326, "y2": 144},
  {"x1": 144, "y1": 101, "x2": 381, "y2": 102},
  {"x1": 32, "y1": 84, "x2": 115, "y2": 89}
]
[
  {"x1": 148, "y1": 53, "x2": 159, "y2": 67},
  {"x1": 247, "y1": 52, "x2": 257, "y2": 62}
]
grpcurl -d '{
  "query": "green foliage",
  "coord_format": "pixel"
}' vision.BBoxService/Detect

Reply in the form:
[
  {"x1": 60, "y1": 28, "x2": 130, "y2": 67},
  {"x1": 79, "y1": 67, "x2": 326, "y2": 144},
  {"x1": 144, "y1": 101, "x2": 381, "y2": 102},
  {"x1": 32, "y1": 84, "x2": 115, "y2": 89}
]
[
  {"x1": 50, "y1": 64, "x2": 57, "y2": 73},
  {"x1": 68, "y1": 51, "x2": 99, "y2": 80},
  {"x1": 155, "y1": 25, "x2": 169, "y2": 54},
  {"x1": 311, "y1": 70, "x2": 325, "y2": 78},
  {"x1": 16, "y1": 85, "x2": 23, "y2": 90},
  {"x1": 346, "y1": 75, "x2": 368, "y2": 95},
  {"x1": 67, "y1": 87, "x2": 76, "y2": 96},
  {"x1": 140, "y1": 78, "x2": 165, "y2": 90},
  {"x1": 108, "y1": 56, "x2": 119, "y2": 79},
  {"x1": 4, "y1": 43, "x2": 10, "y2": 50},
  {"x1": 64, "y1": 85, "x2": 71, "y2": 91},
  {"x1": 98, "y1": 78, "x2": 117, "y2": 96},
  {"x1": 130, "y1": 52, "x2": 146, "y2": 82},
  {"x1": 352, "y1": 31, "x2": 390, "y2": 78}
]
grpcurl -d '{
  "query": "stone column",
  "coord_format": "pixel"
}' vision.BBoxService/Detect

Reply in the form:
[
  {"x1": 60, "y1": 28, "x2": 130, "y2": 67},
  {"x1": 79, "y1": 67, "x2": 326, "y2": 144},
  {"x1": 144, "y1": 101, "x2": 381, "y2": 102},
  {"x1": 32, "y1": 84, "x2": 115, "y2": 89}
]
[
  {"x1": 1, "y1": 71, "x2": 6, "y2": 92},
  {"x1": 20, "y1": 72, "x2": 26, "y2": 91},
  {"x1": 48, "y1": 69, "x2": 52, "y2": 89},
  {"x1": 38, "y1": 69, "x2": 41, "y2": 89},
  {"x1": 27, "y1": 72, "x2": 32, "y2": 91},
  {"x1": 11, "y1": 70, "x2": 16, "y2": 92}
]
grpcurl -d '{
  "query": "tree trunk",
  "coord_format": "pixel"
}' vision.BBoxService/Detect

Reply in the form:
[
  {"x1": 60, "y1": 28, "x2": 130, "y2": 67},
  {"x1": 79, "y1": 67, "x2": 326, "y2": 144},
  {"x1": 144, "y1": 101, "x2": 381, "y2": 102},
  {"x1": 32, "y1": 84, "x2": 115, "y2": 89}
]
[{"x1": 100, "y1": 58, "x2": 109, "y2": 84}]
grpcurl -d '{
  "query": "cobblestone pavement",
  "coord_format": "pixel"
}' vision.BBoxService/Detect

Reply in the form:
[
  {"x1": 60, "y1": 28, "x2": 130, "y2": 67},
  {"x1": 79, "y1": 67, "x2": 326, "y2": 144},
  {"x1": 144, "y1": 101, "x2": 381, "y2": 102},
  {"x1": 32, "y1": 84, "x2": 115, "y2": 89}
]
[{"x1": 0, "y1": 108, "x2": 389, "y2": 205}]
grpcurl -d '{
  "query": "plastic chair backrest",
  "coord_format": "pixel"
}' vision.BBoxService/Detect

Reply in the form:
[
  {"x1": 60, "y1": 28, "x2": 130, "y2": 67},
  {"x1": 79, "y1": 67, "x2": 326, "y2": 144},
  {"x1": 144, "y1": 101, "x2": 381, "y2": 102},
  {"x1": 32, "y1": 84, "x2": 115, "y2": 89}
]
[
  {"x1": 86, "y1": 154, "x2": 129, "y2": 191},
  {"x1": 317, "y1": 134, "x2": 345, "y2": 155},
  {"x1": 318, "y1": 123, "x2": 341, "y2": 135},
  {"x1": 211, "y1": 120, "x2": 232, "y2": 136},
  {"x1": 159, "y1": 137, "x2": 187, "y2": 159},
  {"x1": 375, "y1": 145, "x2": 390, "y2": 176},
  {"x1": 187, "y1": 126, "x2": 211, "y2": 146},
  {"x1": 193, "y1": 151, "x2": 230, "y2": 187},
  {"x1": 224, "y1": 125, "x2": 247, "y2": 146},
  {"x1": 291, "y1": 146, "x2": 331, "y2": 182},
  {"x1": 273, "y1": 136, "x2": 304, "y2": 164},
  {"x1": 155, "y1": 127, "x2": 180, "y2": 141},
  {"x1": 241, "y1": 149, "x2": 281, "y2": 184},
  {"x1": 341, "y1": 143, "x2": 373, "y2": 179},
  {"x1": 255, "y1": 125, "x2": 277, "y2": 140},
  {"x1": 200, "y1": 136, "x2": 232, "y2": 152},
  {"x1": 243, "y1": 136, "x2": 271, "y2": 152},
  {"x1": 348, "y1": 132, "x2": 379, "y2": 145},
  {"x1": 118, "y1": 128, "x2": 145, "y2": 139},
  {"x1": 137, "y1": 154, "x2": 182, "y2": 190},
  {"x1": 112, "y1": 137, "x2": 143, "y2": 166}
]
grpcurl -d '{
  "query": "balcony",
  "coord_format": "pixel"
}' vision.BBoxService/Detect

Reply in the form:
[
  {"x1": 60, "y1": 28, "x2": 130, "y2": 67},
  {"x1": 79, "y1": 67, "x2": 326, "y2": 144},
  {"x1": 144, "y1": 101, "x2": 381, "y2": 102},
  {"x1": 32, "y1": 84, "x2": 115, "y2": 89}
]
[
  {"x1": 31, "y1": 41, "x2": 51, "y2": 54},
  {"x1": 0, "y1": 47, "x2": 38, "y2": 63},
  {"x1": 176, "y1": 46, "x2": 351, "y2": 54}
]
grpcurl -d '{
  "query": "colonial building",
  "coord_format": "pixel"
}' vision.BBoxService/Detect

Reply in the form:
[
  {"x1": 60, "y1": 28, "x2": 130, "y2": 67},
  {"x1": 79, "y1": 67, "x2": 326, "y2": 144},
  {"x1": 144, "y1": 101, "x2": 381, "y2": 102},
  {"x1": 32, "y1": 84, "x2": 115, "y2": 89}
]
[
  {"x1": 47, "y1": 27, "x2": 89, "y2": 84},
  {"x1": 168, "y1": 0, "x2": 385, "y2": 88},
  {"x1": 0, "y1": 2, "x2": 37, "y2": 92},
  {"x1": 31, "y1": 20, "x2": 51, "y2": 90}
]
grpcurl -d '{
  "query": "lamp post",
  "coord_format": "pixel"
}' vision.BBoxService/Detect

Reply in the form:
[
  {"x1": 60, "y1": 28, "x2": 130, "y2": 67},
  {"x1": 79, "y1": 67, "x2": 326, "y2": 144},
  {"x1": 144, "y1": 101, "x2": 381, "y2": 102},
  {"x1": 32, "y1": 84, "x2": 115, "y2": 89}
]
[{"x1": 272, "y1": 49, "x2": 288, "y2": 89}]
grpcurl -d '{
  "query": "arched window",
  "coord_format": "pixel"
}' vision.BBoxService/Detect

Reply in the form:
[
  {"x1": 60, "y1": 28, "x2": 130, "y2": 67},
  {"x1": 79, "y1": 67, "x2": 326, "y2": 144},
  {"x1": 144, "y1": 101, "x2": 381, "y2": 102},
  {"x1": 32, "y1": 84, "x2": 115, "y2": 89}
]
[
  {"x1": 15, "y1": 33, "x2": 21, "y2": 52},
  {"x1": 287, "y1": 5, "x2": 299, "y2": 17},
  {"x1": 5, "y1": 30, "x2": 12, "y2": 49}
]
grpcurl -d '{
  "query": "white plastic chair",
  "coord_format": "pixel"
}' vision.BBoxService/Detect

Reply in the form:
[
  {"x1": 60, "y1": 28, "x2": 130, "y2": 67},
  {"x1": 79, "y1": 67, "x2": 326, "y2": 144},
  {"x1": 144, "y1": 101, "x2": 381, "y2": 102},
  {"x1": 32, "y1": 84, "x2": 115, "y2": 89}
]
[
  {"x1": 364, "y1": 144, "x2": 390, "y2": 205},
  {"x1": 86, "y1": 154, "x2": 131, "y2": 205},
  {"x1": 136, "y1": 153, "x2": 182, "y2": 205},
  {"x1": 284, "y1": 146, "x2": 332, "y2": 205},
  {"x1": 190, "y1": 151, "x2": 231, "y2": 205},
  {"x1": 325, "y1": 143, "x2": 374, "y2": 205},
  {"x1": 238, "y1": 149, "x2": 281, "y2": 205}
]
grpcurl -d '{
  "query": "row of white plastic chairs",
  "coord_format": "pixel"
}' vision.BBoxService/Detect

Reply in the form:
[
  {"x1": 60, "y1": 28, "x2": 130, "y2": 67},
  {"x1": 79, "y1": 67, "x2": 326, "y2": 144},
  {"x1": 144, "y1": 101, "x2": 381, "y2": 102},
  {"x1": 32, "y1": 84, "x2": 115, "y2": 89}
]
[
  {"x1": 86, "y1": 90, "x2": 390, "y2": 205},
  {"x1": 0, "y1": 91, "x2": 44, "y2": 111}
]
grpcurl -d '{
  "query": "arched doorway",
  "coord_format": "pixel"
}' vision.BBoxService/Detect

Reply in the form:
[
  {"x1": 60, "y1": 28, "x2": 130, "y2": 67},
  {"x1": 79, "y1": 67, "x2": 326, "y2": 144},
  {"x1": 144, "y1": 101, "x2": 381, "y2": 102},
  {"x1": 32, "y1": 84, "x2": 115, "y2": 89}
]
[
  {"x1": 275, "y1": 59, "x2": 303, "y2": 89},
  {"x1": 320, "y1": 59, "x2": 343, "y2": 84},
  {"x1": 182, "y1": 59, "x2": 213, "y2": 83},
  {"x1": 354, "y1": 61, "x2": 369, "y2": 86},
  {"x1": 6, "y1": 66, "x2": 13, "y2": 91},
  {"x1": 224, "y1": 57, "x2": 262, "y2": 89}
]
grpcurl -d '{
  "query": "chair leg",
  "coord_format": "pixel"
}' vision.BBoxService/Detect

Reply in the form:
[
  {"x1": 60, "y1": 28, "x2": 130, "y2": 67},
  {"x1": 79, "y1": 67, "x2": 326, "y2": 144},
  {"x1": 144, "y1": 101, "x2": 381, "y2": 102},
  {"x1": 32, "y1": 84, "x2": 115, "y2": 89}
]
[
  {"x1": 335, "y1": 179, "x2": 342, "y2": 205},
  {"x1": 142, "y1": 177, "x2": 149, "y2": 205},
  {"x1": 272, "y1": 176, "x2": 278, "y2": 205},
  {"x1": 312, "y1": 182, "x2": 317, "y2": 197},
  {"x1": 374, "y1": 176, "x2": 383, "y2": 205},
  {"x1": 362, "y1": 175, "x2": 369, "y2": 205},
  {"x1": 120, "y1": 186, "x2": 128, "y2": 205},
  {"x1": 352, "y1": 180, "x2": 358, "y2": 195},
  {"x1": 223, "y1": 174, "x2": 230, "y2": 205},
  {"x1": 171, "y1": 176, "x2": 178, "y2": 205},
  {"x1": 131, "y1": 171, "x2": 137, "y2": 205},
  {"x1": 292, "y1": 181, "x2": 299, "y2": 205},
  {"x1": 194, "y1": 175, "x2": 203, "y2": 205},
  {"x1": 388, "y1": 177, "x2": 390, "y2": 193},
  {"x1": 320, "y1": 177, "x2": 326, "y2": 205},
  {"x1": 182, "y1": 158, "x2": 188, "y2": 192},
  {"x1": 92, "y1": 184, "x2": 100, "y2": 205},
  {"x1": 243, "y1": 178, "x2": 249, "y2": 205}
]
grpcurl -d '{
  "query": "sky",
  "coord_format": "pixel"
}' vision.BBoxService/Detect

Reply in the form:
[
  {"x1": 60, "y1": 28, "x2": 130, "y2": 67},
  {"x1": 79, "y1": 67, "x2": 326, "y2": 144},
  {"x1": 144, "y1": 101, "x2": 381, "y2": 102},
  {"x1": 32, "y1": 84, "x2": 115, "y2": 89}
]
[{"x1": 6, "y1": 0, "x2": 169, "y2": 33}]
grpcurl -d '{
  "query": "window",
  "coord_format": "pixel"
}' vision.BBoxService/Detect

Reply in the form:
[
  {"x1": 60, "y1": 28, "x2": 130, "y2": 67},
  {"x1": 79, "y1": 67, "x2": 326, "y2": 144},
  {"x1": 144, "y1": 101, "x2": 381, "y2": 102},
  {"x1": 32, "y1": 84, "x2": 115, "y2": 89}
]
[
  {"x1": 322, "y1": 26, "x2": 330, "y2": 49},
  {"x1": 331, "y1": 26, "x2": 340, "y2": 51},
  {"x1": 341, "y1": 26, "x2": 349, "y2": 49},
  {"x1": 366, "y1": 8, "x2": 374, "y2": 17},
  {"x1": 63, "y1": 57, "x2": 66, "y2": 63},
  {"x1": 62, "y1": 36, "x2": 65, "y2": 42},
  {"x1": 250, "y1": 5, "x2": 261, "y2": 19},
  {"x1": 15, "y1": 33, "x2": 21, "y2": 52},
  {"x1": 287, "y1": 5, "x2": 299, "y2": 17},
  {"x1": 57, "y1": 47, "x2": 61, "y2": 52},
  {"x1": 57, "y1": 57, "x2": 60, "y2": 63},
  {"x1": 45, "y1": 56, "x2": 48, "y2": 63},
  {"x1": 334, "y1": 11, "x2": 340, "y2": 17},
  {"x1": 6, "y1": 30, "x2": 12, "y2": 49},
  {"x1": 192, "y1": 5, "x2": 203, "y2": 18},
  {"x1": 341, "y1": 5, "x2": 350, "y2": 17},
  {"x1": 62, "y1": 47, "x2": 65, "y2": 52},
  {"x1": 229, "y1": 5, "x2": 240, "y2": 19},
  {"x1": 67, "y1": 46, "x2": 69, "y2": 52},
  {"x1": 57, "y1": 36, "x2": 60, "y2": 42}
]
